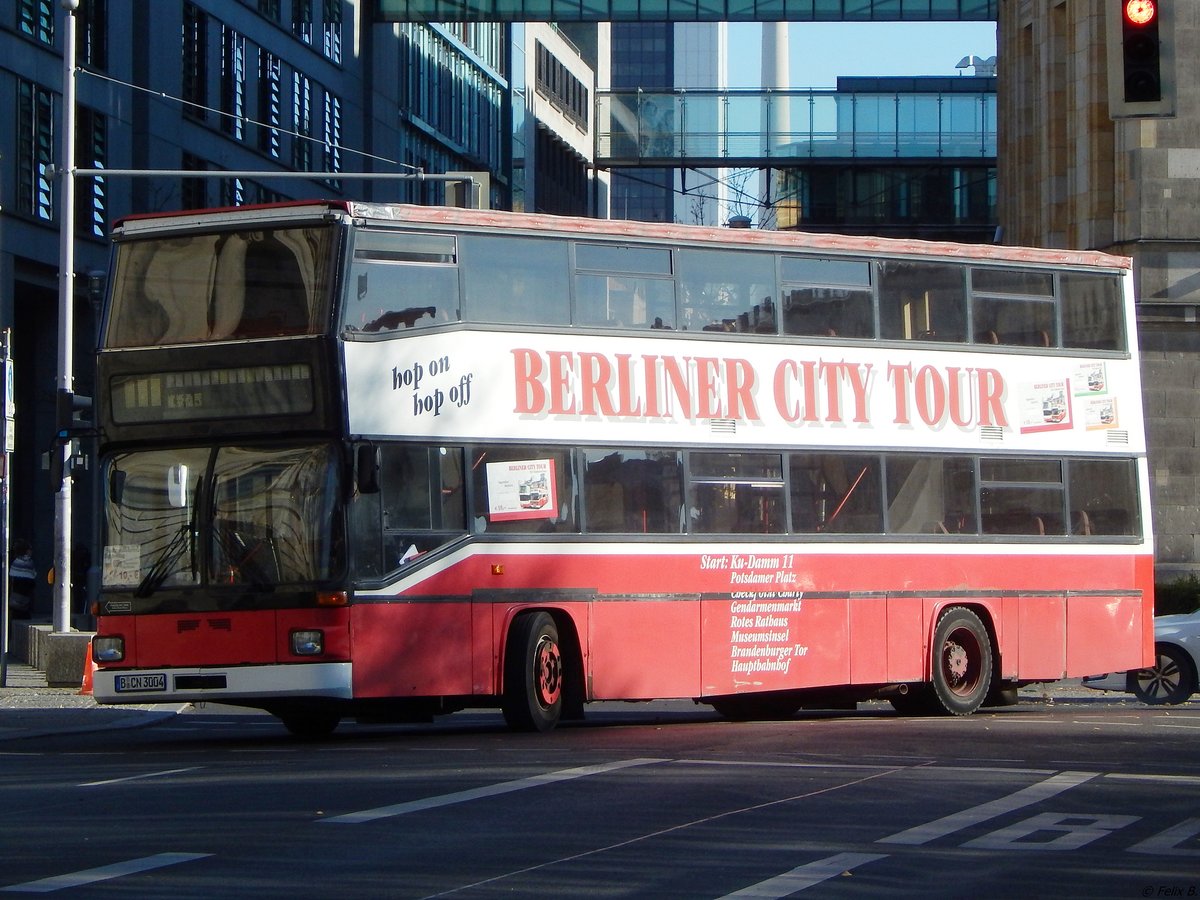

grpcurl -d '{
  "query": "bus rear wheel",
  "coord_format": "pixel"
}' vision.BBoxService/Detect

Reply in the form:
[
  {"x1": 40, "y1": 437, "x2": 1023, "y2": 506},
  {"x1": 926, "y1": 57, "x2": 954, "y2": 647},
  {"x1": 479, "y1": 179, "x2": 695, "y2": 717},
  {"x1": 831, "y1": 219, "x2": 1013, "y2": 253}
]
[
  {"x1": 503, "y1": 611, "x2": 564, "y2": 732},
  {"x1": 930, "y1": 607, "x2": 993, "y2": 716}
]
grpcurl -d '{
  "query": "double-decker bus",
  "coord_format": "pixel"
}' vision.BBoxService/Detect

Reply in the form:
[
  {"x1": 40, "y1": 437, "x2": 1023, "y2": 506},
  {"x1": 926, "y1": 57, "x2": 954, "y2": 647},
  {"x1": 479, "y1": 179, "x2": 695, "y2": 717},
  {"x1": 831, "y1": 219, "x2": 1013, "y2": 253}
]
[{"x1": 89, "y1": 201, "x2": 1153, "y2": 736}]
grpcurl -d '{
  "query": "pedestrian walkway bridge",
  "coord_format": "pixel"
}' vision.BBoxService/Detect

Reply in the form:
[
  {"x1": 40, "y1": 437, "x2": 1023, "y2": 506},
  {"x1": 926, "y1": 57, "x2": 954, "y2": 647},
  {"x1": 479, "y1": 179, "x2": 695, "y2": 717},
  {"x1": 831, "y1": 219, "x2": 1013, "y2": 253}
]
[
  {"x1": 594, "y1": 78, "x2": 996, "y2": 168},
  {"x1": 376, "y1": 0, "x2": 996, "y2": 23}
]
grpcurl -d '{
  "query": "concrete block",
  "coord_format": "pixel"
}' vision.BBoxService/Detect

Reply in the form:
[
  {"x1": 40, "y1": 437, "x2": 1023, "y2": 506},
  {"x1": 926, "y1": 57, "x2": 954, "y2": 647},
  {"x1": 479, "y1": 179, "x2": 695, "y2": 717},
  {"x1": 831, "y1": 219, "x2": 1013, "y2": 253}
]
[
  {"x1": 42, "y1": 631, "x2": 95, "y2": 688},
  {"x1": 13, "y1": 624, "x2": 53, "y2": 668}
]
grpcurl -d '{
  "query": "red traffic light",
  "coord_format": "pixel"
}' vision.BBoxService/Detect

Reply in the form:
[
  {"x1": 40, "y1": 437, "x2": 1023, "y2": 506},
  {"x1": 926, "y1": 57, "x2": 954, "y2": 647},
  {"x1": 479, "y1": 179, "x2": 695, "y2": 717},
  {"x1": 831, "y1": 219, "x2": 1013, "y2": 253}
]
[{"x1": 1124, "y1": 0, "x2": 1156, "y2": 26}]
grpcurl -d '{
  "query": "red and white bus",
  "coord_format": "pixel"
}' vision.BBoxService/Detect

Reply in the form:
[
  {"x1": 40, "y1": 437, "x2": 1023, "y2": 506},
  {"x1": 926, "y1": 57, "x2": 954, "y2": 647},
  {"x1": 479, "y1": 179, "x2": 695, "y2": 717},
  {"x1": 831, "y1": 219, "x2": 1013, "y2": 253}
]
[{"x1": 90, "y1": 201, "x2": 1153, "y2": 735}]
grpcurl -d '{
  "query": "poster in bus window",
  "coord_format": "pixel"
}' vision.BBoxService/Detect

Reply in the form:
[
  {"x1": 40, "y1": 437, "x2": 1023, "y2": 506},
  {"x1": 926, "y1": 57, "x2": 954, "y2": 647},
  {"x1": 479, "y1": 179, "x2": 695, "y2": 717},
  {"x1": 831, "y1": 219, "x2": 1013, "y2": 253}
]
[
  {"x1": 103, "y1": 544, "x2": 141, "y2": 585},
  {"x1": 1083, "y1": 396, "x2": 1119, "y2": 430},
  {"x1": 1017, "y1": 378, "x2": 1073, "y2": 434},
  {"x1": 1074, "y1": 362, "x2": 1108, "y2": 396},
  {"x1": 486, "y1": 459, "x2": 558, "y2": 522}
]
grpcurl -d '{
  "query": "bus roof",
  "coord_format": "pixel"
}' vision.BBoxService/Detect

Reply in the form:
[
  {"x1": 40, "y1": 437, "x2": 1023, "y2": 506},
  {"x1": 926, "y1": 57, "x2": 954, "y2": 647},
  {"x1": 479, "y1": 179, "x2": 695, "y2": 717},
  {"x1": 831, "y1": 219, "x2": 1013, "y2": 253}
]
[{"x1": 115, "y1": 200, "x2": 1132, "y2": 272}]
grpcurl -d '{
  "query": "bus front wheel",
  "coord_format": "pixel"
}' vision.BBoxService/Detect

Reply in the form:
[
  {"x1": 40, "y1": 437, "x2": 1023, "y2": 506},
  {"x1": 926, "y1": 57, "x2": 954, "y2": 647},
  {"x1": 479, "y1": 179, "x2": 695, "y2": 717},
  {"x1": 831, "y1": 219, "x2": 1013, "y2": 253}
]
[
  {"x1": 502, "y1": 611, "x2": 564, "y2": 732},
  {"x1": 930, "y1": 607, "x2": 993, "y2": 716}
]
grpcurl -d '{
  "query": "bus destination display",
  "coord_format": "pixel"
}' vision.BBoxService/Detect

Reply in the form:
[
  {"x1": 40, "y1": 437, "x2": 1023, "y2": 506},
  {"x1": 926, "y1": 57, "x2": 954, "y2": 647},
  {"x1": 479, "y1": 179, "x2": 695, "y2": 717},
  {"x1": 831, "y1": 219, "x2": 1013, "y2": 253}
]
[{"x1": 110, "y1": 364, "x2": 314, "y2": 423}]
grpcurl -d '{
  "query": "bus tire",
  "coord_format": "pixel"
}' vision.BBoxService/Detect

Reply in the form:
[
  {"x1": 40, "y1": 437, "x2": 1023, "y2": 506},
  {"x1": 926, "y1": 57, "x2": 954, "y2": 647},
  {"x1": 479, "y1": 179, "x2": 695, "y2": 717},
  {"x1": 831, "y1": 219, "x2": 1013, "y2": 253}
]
[
  {"x1": 930, "y1": 607, "x2": 993, "y2": 716},
  {"x1": 281, "y1": 711, "x2": 341, "y2": 739},
  {"x1": 502, "y1": 611, "x2": 564, "y2": 732}
]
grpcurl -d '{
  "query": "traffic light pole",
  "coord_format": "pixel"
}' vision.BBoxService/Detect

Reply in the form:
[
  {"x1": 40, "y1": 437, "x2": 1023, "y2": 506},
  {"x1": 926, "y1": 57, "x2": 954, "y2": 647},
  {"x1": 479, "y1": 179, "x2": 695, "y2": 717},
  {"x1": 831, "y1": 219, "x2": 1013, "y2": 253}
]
[{"x1": 54, "y1": 0, "x2": 78, "y2": 635}]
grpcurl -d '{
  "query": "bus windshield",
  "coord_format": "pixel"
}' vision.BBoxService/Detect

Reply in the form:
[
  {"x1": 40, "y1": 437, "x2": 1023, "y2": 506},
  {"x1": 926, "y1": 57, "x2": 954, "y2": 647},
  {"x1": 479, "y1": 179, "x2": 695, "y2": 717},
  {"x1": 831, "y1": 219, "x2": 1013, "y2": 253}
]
[
  {"x1": 103, "y1": 444, "x2": 344, "y2": 593},
  {"x1": 105, "y1": 225, "x2": 338, "y2": 347}
]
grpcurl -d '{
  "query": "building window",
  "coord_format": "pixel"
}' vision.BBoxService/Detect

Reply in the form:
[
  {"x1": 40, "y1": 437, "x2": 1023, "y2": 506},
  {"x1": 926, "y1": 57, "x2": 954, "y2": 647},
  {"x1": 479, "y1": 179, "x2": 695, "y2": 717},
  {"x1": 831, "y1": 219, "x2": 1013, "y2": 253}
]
[
  {"x1": 322, "y1": 0, "x2": 342, "y2": 64},
  {"x1": 258, "y1": 50, "x2": 282, "y2": 158},
  {"x1": 258, "y1": 0, "x2": 280, "y2": 22},
  {"x1": 182, "y1": 3, "x2": 208, "y2": 122},
  {"x1": 534, "y1": 43, "x2": 589, "y2": 130},
  {"x1": 220, "y1": 25, "x2": 246, "y2": 139},
  {"x1": 293, "y1": 0, "x2": 312, "y2": 44},
  {"x1": 77, "y1": 0, "x2": 108, "y2": 69},
  {"x1": 293, "y1": 71, "x2": 313, "y2": 171},
  {"x1": 220, "y1": 176, "x2": 245, "y2": 208},
  {"x1": 17, "y1": 79, "x2": 55, "y2": 221},
  {"x1": 76, "y1": 106, "x2": 107, "y2": 238},
  {"x1": 323, "y1": 91, "x2": 342, "y2": 185},
  {"x1": 18, "y1": 0, "x2": 54, "y2": 45}
]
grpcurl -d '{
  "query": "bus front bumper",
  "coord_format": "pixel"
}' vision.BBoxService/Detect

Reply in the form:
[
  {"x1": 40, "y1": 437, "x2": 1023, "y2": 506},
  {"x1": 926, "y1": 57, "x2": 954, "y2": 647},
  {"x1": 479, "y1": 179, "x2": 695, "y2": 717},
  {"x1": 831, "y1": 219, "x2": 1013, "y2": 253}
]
[{"x1": 92, "y1": 662, "x2": 353, "y2": 705}]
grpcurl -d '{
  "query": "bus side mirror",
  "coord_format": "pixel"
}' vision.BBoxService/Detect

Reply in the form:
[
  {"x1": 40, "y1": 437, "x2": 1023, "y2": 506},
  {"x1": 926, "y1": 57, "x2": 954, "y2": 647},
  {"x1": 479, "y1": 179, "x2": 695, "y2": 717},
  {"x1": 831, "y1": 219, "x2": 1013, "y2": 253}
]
[
  {"x1": 167, "y1": 464, "x2": 189, "y2": 508},
  {"x1": 356, "y1": 445, "x2": 380, "y2": 494}
]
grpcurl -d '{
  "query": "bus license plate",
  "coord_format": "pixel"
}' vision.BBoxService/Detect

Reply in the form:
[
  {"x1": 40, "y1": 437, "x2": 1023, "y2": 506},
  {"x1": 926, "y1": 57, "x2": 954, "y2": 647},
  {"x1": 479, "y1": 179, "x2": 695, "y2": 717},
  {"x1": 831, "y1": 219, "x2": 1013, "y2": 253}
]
[{"x1": 114, "y1": 673, "x2": 167, "y2": 693}]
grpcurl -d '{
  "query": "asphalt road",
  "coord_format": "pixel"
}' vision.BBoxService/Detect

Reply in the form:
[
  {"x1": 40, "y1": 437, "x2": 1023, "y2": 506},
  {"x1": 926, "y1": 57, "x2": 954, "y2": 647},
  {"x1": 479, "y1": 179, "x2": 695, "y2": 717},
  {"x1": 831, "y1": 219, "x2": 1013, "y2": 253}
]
[{"x1": 2, "y1": 695, "x2": 1198, "y2": 898}]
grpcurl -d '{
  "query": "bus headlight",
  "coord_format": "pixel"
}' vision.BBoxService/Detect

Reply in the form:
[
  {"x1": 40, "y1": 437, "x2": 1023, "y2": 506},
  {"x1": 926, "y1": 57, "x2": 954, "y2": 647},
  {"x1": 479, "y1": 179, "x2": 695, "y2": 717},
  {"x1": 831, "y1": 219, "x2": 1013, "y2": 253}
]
[
  {"x1": 93, "y1": 635, "x2": 125, "y2": 663},
  {"x1": 290, "y1": 630, "x2": 324, "y2": 656}
]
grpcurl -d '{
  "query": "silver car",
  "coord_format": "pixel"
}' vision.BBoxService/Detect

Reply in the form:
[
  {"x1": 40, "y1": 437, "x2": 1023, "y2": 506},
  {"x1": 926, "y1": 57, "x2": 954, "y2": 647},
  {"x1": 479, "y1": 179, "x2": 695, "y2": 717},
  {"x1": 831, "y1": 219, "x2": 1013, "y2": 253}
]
[{"x1": 1082, "y1": 610, "x2": 1200, "y2": 705}]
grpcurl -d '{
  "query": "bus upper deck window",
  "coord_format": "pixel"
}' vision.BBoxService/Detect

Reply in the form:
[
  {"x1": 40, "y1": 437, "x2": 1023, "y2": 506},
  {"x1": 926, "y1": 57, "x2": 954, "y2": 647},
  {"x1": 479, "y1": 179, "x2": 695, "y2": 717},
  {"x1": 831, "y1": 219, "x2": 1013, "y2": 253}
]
[
  {"x1": 107, "y1": 226, "x2": 334, "y2": 347},
  {"x1": 878, "y1": 261, "x2": 967, "y2": 343},
  {"x1": 1060, "y1": 273, "x2": 1125, "y2": 352}
]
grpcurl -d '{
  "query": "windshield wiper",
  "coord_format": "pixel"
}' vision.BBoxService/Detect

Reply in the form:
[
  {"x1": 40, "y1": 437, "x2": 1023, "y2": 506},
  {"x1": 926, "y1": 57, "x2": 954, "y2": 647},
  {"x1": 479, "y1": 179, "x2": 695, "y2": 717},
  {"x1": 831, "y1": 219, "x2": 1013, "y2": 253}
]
[{"x1": 134, "y1": 524, "x2": 194, "y2": 598}]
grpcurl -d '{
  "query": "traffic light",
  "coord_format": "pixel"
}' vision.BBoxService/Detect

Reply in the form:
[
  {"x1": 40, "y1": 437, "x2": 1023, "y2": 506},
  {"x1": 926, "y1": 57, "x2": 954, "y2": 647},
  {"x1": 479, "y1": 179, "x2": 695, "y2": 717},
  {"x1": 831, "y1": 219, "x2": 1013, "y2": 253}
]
[
  {"x1": 1121, "y1": 0, "x2": 1161, "y2": 103},
  {"x1": 1108, "y1": 0, "x2": 1174, "y2": 117}
]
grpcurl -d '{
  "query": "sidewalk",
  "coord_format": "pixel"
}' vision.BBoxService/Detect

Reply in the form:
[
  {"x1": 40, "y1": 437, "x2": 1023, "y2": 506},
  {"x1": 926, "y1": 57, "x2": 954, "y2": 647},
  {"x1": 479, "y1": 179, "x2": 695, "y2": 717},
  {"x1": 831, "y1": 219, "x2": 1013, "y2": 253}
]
[{"x1": 0, "y1": 659, "x2": 181, "y2": 743}]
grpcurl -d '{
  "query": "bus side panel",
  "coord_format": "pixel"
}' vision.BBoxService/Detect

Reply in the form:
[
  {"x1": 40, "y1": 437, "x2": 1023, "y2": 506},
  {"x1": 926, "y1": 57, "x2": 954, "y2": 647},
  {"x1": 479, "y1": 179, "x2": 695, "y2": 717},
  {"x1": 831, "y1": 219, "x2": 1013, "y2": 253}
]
[
  {"x1": 1017, "y1": 595, "x2": 1067, "y2": 680},
  {"x1": 591, "y1": 598, "x2": 700, "y2": 699},
  {"x1": 1065, "y1": 594, "x2": 1145, "y2": 676},
  {"x1": 884, "y1": 596, "x2": 925, "y2": 683},
  {"x1": 472, "y1": 600, "x2": 497, "y2": 695},
  {"x1": 350, "y1": 602, "x2": 473, "y2": 698},
  {"x1": 702, "y1": 596, "x2": 849, "y2": 695},
  {"x1": 999, "y1": 596, "x2": 1022, "y2": 681},
  {"x1": 849, "y1": 597, "x2": 888, "y2": 684}
]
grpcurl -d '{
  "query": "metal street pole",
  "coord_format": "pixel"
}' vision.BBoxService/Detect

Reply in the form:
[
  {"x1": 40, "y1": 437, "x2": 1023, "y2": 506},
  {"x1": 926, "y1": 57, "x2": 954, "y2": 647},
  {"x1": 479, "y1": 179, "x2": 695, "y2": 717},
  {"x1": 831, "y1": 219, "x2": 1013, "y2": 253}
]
[{"x1": 54, "y1": 0, "x2": 78, "y2": 634}]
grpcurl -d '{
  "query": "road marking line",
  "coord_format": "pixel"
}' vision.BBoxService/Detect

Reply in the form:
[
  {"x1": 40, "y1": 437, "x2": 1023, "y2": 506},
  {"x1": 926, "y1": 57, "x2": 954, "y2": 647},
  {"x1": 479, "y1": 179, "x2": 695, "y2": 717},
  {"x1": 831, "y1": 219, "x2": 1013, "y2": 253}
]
[
  {"x1": 677, "y1": 759, "x2": 897, "y2": 771},
  {"x1": 877, "y1": 771, "x2": 1099, "y2": 845},
  {"x1": 1106, "y1": 773, "x2": 1200, "y2": 786},
  {"x1": 0, "y1": 852, "x2": 212, "y2": 893},
  {"x1": 417, "y1": 767, "x2": 907, "y2": 898},
  {"x1": 321, "y1": 758, "x2": 667, "y2": 824},
  {"x1": 675, "y1": 759, "x2": 1055, "y2": 776},
  {"x1": 716, "y1": 852, "x2": 889, "y2": 898},
  {"x1": 80, "y1": 767, "x2": 202, "y2": 787}
]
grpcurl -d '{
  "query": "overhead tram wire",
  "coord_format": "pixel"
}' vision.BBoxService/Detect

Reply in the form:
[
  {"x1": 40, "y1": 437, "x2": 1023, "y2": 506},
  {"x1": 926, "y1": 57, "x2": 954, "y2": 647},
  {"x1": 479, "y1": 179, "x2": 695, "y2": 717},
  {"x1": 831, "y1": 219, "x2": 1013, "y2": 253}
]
[{"x1": 80, "y1": 68, "x2": 421, "y2": 174}]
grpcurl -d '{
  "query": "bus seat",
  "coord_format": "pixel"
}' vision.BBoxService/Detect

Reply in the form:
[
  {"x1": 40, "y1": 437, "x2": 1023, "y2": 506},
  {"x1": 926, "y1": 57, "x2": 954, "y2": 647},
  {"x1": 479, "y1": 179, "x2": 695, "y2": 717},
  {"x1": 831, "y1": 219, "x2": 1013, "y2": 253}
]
[
  {"x1": 1039, "y1": 513, "x2": 1064, "y2": 535},
  {"x1": 982, "y1": 511, "x2": 1045, "y2": 535},
  {"x1": 1073, "y1": 510, "x2": 1093, "y2": 536}
]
